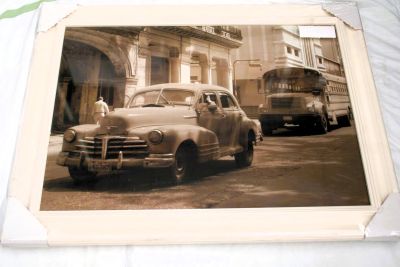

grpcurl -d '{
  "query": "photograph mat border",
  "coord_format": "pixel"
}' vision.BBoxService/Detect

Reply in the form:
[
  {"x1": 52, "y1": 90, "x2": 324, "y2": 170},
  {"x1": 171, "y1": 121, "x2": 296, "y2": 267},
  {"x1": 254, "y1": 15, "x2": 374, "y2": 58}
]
[{"x1": 5, "y1": 4, "x2": 398, "y2": 245}]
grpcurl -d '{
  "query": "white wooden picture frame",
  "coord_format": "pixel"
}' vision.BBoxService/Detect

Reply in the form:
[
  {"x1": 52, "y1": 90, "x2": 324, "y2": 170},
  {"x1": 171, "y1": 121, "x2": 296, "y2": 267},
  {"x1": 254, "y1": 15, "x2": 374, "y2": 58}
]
[{"x1": 2, "y1": 4, "x2": 398, "y2": 246}]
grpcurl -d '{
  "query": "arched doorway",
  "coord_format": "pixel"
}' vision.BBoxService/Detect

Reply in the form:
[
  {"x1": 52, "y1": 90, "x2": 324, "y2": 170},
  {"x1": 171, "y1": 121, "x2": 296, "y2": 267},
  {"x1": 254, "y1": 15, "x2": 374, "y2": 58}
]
[{"x1": 52, "y1": 40, "x2": 120, "y2": 131}]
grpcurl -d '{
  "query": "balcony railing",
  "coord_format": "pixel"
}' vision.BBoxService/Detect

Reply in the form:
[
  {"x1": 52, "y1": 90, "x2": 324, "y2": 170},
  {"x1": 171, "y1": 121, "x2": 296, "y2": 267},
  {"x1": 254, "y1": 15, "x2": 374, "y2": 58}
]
[{"x1": 155, "y1": 26, "x2": 243, "y2": 48}]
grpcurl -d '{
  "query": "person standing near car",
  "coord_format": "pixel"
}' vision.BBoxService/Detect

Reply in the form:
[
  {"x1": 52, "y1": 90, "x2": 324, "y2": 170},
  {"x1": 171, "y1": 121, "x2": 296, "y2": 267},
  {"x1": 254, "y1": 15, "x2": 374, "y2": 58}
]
[{"x1": 93, "y1": 96, "x2": 109, "y2": 124}]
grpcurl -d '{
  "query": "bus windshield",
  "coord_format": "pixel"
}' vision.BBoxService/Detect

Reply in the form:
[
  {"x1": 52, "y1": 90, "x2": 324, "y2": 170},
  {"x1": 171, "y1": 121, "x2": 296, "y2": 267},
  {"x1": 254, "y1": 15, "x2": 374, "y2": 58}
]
[
  {"x1": 262, "y1": 68, "x2": 327, "y2": 95},
  {"x1": 265, "y1": 77, "x2": 324, "y2": 94}
]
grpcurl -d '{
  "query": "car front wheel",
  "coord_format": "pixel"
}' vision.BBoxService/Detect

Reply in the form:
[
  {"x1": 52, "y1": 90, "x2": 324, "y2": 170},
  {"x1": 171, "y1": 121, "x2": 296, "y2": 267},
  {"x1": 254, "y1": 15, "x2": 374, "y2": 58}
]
[
  {"x1": 169, "y1": 146, "x2": 194, "y2": 184},
  {"x1": 68, "y1": 167, "x2": 98, "y2": 185}
]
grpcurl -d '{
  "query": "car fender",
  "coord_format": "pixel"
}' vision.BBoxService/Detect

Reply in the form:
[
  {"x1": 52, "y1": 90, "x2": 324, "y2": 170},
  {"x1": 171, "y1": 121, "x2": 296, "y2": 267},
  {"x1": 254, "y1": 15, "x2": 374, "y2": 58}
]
[
  {"x1": 128, "y1": 124, "x2": 219, "y2": 157},
  {"x1": 61, "y1": 124, "x2": 100, "y2": 151},
  {"x1": 238, "y1": 117, "x2": 259, "y2": 145}
]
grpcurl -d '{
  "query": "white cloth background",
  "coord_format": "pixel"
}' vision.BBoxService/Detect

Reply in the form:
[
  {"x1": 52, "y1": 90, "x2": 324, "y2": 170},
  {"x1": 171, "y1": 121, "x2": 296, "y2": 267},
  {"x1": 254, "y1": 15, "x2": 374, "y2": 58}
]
[{"x1": 0, "y1": 0, "x2": 399, "y2": 266}]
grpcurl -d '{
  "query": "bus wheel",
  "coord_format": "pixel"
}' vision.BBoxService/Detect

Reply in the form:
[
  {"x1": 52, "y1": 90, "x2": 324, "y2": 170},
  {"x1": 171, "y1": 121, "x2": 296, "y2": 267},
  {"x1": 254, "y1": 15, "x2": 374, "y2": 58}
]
[
  {"x1": 262, "y1": 125, "x2": 273, "y2": 136},
  {"x1": 340, "y1": 113, "x2": 351, "y2": 127},
  {"x1": 315, "y1": 114, "x2": 329, "y2": 134},
  {"x1": 299, "y1": 123, "x2": 312, "y2": 134}
]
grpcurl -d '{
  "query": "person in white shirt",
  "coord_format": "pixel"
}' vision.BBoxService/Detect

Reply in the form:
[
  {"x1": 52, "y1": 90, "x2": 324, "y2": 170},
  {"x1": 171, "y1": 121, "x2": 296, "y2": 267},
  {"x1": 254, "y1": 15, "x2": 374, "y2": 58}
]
[{"x1": 93, "y1": 96, "x2": 109, "y2": 124}]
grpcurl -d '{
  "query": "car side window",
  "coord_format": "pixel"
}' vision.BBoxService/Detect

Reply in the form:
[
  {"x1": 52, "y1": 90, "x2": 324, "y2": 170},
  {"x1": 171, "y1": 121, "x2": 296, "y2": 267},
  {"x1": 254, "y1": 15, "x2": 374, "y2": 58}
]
[
  {"x1": 219, "y1": 93, "x2": 237, "y2": 109},
  {"x1": 196, "y1": 91, "x2": 219, "y2": 112},
  {"x1": 199, "y1": 92, "x2": 218, "y2": 105}
]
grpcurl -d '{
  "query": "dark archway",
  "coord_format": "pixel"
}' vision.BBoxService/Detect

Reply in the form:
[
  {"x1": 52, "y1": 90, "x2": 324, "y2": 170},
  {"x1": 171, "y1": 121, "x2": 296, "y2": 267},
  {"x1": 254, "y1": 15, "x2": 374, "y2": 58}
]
[{"x1": 52, "y1": 40, "x2": 119, "y2": 132}]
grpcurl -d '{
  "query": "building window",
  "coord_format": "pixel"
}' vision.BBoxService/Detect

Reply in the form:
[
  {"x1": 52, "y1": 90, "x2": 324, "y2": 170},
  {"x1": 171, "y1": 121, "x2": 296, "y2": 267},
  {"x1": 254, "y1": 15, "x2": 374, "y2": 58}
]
[
  {"x1": 286, "y1": 46, "x2": 292, "y2": 54},
  {"x1": 294, "y1": 49, "x2": 299, "y2": 57},
  {"x1": 317, "y1": 57, "x2": 323, "y2": 64},
  {"x1": 151, "y1": 56, "x2": 170, "y2": 85}
]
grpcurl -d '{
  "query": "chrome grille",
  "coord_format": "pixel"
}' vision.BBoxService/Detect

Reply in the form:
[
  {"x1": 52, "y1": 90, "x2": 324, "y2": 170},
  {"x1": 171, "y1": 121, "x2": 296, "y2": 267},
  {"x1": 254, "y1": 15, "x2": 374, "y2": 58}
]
[
  {"x1": 271, "y1": 97, "x2": 302, "y2": 109},
  {"x1": 74, "y1": 136, "x2": 148, "y2": 159}
]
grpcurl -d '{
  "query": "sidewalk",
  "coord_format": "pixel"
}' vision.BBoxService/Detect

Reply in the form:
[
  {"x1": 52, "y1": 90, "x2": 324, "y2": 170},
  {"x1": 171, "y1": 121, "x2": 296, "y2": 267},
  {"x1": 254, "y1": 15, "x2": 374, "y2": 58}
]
[{"x1": 49, "y1": 134, "x2": 64, "y2": 147}]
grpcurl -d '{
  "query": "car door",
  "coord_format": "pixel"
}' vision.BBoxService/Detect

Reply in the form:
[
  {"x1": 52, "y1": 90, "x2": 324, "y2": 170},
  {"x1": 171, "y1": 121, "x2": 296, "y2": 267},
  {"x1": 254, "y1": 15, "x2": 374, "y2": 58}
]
[
  {"x1": 197, "y1": 91, "x2": 227, "y2": 146},
  {"x1": 218, "y1": 92, "x2": 242, "y2": 148}
]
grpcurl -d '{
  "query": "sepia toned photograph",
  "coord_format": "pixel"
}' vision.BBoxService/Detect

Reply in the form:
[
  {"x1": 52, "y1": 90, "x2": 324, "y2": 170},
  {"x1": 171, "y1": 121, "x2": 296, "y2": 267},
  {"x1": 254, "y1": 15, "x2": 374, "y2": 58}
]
[{"x1": 40, "y1": 25, "x2": 370, "y2": 211}]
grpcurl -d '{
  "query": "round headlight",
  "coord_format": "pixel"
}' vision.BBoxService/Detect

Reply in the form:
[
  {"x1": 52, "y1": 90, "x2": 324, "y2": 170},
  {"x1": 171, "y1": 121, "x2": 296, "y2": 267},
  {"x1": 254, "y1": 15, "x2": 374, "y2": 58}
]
[
  {"x1": 306, "y1": 101, "x2": 316, "y2": 112},
  {"x1": 64, "y1": 129, "x2": 76, "y2": 143},
  {"x1": 148, "y1": 130, "x2": 163, "y2": 144}
]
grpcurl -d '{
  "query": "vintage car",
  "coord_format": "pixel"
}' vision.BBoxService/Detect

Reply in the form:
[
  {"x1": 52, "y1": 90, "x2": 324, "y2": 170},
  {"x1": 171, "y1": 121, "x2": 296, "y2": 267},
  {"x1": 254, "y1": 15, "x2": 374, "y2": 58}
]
[{"x1": 57, "y1": 83, "x2": 262, "y2": 184}]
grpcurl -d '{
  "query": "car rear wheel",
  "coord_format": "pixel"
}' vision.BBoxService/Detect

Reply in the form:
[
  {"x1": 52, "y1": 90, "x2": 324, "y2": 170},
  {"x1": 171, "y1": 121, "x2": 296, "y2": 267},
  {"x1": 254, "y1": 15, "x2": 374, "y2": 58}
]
[
  {"x1": 235, "y1": 140, "x2": 254, "y2": 168},
  {"x1": 68, "y1": 167, "x2": 98, "y2": 185}
]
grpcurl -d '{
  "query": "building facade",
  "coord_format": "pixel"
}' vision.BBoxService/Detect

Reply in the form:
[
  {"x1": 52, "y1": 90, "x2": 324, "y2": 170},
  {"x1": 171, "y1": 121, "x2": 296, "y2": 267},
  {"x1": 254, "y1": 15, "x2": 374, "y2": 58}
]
[
  {"x1": 231, "y1": 26, "x2": 346, "y2": 118},
  {"x1": 52, "y1": 26, "x2": 242, "y2": 131}
]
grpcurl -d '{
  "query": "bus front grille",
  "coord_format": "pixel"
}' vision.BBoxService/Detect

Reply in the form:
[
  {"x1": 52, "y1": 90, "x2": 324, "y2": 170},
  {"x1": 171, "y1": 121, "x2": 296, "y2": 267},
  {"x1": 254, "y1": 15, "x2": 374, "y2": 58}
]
[{"x1": 271, "y1": 97, "x2": 302, "y2": 109}]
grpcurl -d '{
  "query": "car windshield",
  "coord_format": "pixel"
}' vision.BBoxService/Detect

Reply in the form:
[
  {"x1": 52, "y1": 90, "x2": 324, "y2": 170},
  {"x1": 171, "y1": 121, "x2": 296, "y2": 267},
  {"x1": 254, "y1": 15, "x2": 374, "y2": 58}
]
[{"x1": 129, "y1": 89, "x2": 195, "y2": 108}]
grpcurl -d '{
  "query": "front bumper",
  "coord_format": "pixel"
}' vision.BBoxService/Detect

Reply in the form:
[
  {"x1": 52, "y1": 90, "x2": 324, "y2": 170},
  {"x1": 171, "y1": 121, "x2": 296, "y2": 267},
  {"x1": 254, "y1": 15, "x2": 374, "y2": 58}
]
[
  {"x1": 259, "y1": 113, "x2": 320, "y2": 128},
  {"x1": 57, "y1": 151, "x2": 175, "y2": 171},
  {"x1": 252, "y1": 119, "x2": 263, "y2": 142}
]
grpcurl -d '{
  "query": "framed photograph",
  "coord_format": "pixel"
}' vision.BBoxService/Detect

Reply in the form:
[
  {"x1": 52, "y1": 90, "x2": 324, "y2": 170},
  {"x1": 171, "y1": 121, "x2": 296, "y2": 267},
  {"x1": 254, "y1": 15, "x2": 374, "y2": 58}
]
[{"x1": 4, "y1": 4, "x2": 398, "y2": 245}]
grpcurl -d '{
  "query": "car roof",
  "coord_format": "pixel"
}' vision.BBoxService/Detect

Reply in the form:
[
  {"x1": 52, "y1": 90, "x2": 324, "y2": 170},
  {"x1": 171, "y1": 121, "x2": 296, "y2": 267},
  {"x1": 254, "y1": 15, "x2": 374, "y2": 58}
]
[{"x1": 135, "y1": 83, "x2": 231, "y2": 93}]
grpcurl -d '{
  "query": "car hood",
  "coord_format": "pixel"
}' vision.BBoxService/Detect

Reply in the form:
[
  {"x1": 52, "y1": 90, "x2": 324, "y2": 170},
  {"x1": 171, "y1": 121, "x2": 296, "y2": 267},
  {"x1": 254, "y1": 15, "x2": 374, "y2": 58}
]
[{"x1": 98, "y1": 106, "x2": 197, "y2": 135}]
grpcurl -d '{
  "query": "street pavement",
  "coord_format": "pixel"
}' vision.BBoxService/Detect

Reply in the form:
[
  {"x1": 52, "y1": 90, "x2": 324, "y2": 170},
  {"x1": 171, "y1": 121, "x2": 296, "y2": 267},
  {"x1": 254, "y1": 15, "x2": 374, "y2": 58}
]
[{"x1": 40, "y1": 125, "x2": 370, "y2": 210}]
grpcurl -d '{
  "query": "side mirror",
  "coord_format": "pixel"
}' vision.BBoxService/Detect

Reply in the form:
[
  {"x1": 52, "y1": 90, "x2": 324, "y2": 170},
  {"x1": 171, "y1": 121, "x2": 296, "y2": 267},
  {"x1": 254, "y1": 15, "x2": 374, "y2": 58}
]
[{"x1": 207, "y1": 102, "x2": 218, "y2": 112}]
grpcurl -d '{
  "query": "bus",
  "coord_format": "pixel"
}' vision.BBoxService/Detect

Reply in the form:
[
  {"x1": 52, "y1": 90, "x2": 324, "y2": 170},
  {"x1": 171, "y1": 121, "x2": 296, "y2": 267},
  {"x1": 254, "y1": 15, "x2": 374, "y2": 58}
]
[{"x1": 258, "y1": 67, "x2": 352, "y2": 135}]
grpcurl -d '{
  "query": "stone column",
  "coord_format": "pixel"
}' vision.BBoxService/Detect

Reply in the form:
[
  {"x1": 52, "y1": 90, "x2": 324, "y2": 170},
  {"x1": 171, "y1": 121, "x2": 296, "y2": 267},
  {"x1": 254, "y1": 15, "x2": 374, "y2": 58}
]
[
  {"x1": 200, "y1": 60, "x2": 210, "y2": 84},
  {"x1": 211, "y1": 60, "x2": 217, "y2": 86},
  {"x1": 123, "y1": 77, "x2": 138, "y2": 106},
  {"x1": 79, "y1": 51, "x2": 101, "y2": 124},
  {"x1": 170, "y1": 57, "x2": 180, "y2": 83},
  {"x1": 56, "y1": 79, "x2": 69, "y2": 128},
  {"x1": 168, "y1": 47, "x2": 180, "y2": 83},
  {"x1": 227, "y1": 65, "x2": 233, "y2": 92},
  {"x1": 137, "y1": 45, "x2": 150, "y2": 87},
  {"x1": 79, "y1": 82, "x2": 89, "y2": 124},
  {"x1": 180, "y1": 54, "x2": 192, "y2": 84},
  {"x1": 110, "y1": 79, "x2": 124, "y2": 109},
  {"x1": 215, "y1": 59, "x2": 229, "y2": 89}
]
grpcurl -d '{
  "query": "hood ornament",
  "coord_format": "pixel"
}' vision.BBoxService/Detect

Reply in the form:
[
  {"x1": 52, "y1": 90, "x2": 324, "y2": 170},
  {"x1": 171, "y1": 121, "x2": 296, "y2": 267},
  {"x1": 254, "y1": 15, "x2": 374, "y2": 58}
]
[
  {"x1": 106, "y1": 126, "x2": 118, "y2": 133},
  {"x1": 101, "y1": 137, "x2": 109, "y2": 160}
]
